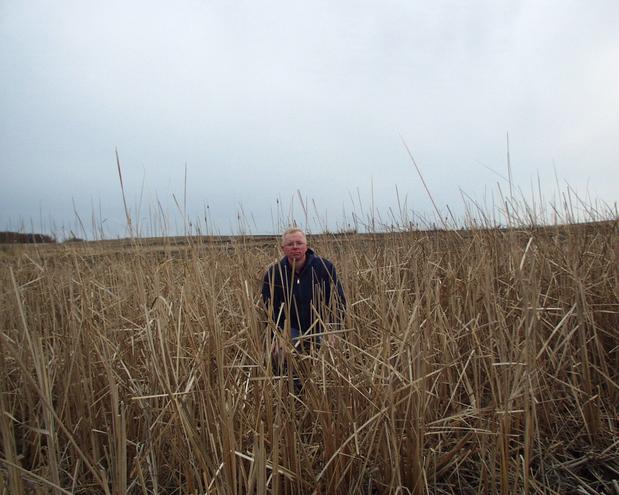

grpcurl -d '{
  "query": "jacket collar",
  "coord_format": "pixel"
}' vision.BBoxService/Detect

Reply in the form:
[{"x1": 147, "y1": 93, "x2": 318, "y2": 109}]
[{"x1": 281, "y1": 248, "x2": 315, "y2": 274}]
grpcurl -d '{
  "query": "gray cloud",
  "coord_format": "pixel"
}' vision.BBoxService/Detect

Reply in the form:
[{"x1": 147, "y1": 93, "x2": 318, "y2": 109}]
[{"x1": 1, "y1": 0, "x2": 617, "y2": 237}]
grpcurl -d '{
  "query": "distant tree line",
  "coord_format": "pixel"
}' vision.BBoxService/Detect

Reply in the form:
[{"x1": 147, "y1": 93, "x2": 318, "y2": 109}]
[{"x1": 0, "y1": 231, "x2": 56, "y2": 244}]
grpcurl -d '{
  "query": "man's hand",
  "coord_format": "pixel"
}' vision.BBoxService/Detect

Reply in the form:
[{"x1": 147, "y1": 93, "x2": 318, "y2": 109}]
[{"x1": 271, "y1": 339, "x2": 283, "y2": 361}]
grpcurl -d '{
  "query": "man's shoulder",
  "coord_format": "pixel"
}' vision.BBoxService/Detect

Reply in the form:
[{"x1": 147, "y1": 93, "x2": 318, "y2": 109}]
[
  {"x1": 264, "y1": 258, "x2": 288, "y2": 276},
  {"x1": 308, "y1": 253, "x2": 336, "y2": 272}
]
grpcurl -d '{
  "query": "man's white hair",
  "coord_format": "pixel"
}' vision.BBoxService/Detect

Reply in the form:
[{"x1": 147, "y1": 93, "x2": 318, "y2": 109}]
[{"x1": 281, "y1": 227, "x2": 306, "y2": 245}]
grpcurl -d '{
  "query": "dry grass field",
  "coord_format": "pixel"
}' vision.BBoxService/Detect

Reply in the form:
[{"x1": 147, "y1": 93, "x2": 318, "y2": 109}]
[{"x1": 1, "y1": 222, "x2": 618, "y2": 493}]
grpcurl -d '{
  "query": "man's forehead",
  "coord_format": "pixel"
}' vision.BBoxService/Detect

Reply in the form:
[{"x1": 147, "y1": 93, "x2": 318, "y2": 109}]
[{"x1": 283, "y1": 232, "x2": 306, "y2": 243}]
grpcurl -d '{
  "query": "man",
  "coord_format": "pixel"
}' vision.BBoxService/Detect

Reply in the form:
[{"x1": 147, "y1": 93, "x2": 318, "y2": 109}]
[{"x1": 262, "y1": 227, "x2": 346, "y2": 358}]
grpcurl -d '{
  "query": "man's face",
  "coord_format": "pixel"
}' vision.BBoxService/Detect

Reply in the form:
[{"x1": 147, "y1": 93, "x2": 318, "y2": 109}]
[{"x1": 282, "y1": 232, "x2": 307, "y2": 265}]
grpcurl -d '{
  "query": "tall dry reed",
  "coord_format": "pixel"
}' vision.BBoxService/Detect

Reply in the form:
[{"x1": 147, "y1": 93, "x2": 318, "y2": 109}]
[{"x1": 1, "y1": 221, "x2": 618, "y2": 493}]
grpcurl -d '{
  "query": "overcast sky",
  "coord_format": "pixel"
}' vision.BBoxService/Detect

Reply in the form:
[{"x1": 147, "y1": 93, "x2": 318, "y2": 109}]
[{"x1": 1, "y1": 0, "x2": 618, "y2": 238}]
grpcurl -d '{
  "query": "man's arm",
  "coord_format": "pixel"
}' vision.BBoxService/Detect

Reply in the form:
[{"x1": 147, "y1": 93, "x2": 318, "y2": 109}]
[
  {"x1": 262, "y1": 266, "x2": 292, "y2": 360},
  {"x1": 325, "y1": 262, "x2": 346, "y2": 326},
  {"x1": 334, "y1": 266, "x2": 346, "y2": 310},
  {"x1": 261, "y1": 269, "x2": 273, "y2": 307},
  {"x1": 262, "y1": 267, "x2": 284, "y2": 330}
]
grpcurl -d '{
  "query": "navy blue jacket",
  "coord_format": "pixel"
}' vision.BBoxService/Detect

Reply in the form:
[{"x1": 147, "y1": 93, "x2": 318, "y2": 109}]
[{"x1": 262, "y1": 248, "x2": 346, "y2": 349}]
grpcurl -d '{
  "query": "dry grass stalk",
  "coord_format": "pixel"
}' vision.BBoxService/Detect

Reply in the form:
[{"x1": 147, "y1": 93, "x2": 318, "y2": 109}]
[{"x1": 0, "y1": 219, "x2": 617, "y2": 493}]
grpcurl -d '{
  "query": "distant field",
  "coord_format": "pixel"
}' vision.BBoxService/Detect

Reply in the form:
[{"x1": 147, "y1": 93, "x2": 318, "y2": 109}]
[{"x1": 1, "y1": 223, "x2": 617, "y2": 493}]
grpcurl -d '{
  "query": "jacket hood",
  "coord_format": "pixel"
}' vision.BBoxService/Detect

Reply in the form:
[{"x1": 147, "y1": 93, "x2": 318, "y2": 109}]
[{"x1": 281, "y1": 247, "x2": 316, "y2": 271}]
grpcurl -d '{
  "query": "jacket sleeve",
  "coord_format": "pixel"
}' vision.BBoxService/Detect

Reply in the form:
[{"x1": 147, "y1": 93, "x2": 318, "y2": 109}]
[
  {"x1": 262, "y1": 267, "x2": 285, "y2": 330},
  {"x1": 326, "y1": 263, "x2": 346, "y2": 324},
  {"x1": 261, "y1": 269, "x2": 272, "y2": 305}
]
